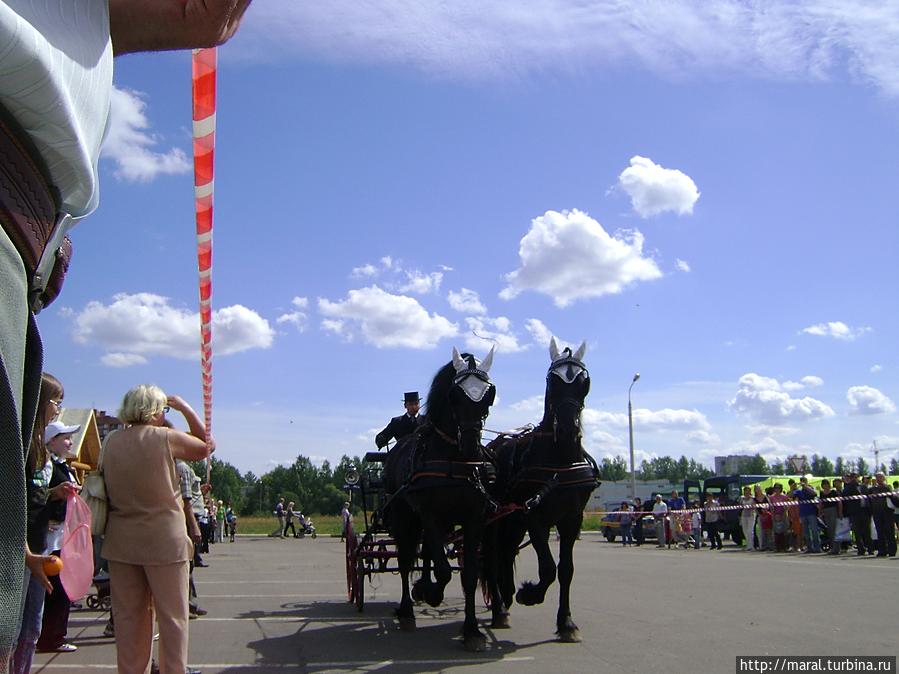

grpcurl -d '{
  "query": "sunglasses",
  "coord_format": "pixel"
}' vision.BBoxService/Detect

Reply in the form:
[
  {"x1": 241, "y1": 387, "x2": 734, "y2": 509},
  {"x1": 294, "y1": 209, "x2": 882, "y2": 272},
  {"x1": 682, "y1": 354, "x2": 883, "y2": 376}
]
[{"x1": 163, "y1": 406, "x2": 171, "y2": 413}]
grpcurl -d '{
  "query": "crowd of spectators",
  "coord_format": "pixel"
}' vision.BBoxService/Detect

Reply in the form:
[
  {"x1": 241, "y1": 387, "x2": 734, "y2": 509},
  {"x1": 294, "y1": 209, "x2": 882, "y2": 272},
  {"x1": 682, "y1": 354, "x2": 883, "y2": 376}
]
[{"x1": 612, "y1": 475, "x2": 899, "y2": 556}]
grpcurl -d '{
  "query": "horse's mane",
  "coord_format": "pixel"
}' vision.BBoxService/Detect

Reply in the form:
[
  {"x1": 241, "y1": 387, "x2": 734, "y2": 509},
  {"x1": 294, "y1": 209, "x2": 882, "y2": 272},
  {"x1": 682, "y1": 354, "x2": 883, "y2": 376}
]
[{"x1": 424, "y1": 353, "x2": 475, "y2": 432}]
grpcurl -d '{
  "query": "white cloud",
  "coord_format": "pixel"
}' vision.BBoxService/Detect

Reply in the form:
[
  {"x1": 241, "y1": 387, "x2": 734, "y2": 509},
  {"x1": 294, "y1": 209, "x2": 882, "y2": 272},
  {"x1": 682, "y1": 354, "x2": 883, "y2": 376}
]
[
  {"x1": 686, "y1": 429, "x2": 721, "y2": 445},
  {"x1": 801, "y1": 321, "x2": 872, "y2": 341},
  {"x1": 847, "y1": 386, "x2": 896, "y2": 416},
  {"x1": 101, "y1": 87, "x2": 190, "y2": 182},
  {"x1": 675, "y1": 258, "x2": 691, "y2": 272},
  {"x1": 583, "y1": 407, "x2": 711, "y2": 432},
  {"x1": 500, "y1": 209, "x2": 662, "y2": 307},
  {"x1": 463, "y1": 316, "x2": 525, "y2": 353},
  {"x1": 870, "y1": 364, "x2": 883, "y2": 373},
  {"x1": 318, "y1": 285, "x2": 458, "y2": 349},
  {"x1": 247, "y1": 3, "x2": 899, "y2": 97},
  {"x1": 524, "y1": 318, "x2": 553, "y2": 348},
  {"x1": 100, "y1": 353, "x2": 148, "y2": 368},
  {"x1": 617, "y1": 156, "x2": 700, "y2": 218},
  {"x1": 447, "y1": 288, "x2": 487, "y2": 315},
  {"x1": 729, "y1": 373, "x2": 835, "y2": 425},
  {"x1": 276, "y1": 296, "x2": 309, "y2": 332},
  {"x1": 782, "y1": 375, "x2": 824, "y2": 391},
  {"x1": 72, "y1": 293, "x2": 274, "y2": 360},
  {"x1": 351, "y1": 263, "x2": 378, "y2": 278},
  {"x1": 396, "y1": 270, "x2": 443, "y2": 295}
]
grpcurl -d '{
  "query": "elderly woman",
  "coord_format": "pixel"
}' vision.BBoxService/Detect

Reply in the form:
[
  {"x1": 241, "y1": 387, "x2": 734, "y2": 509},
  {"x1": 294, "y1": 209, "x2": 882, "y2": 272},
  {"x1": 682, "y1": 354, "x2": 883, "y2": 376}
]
[{"x1": 102, "y1": 386, "x2": 213, "y2": 674}]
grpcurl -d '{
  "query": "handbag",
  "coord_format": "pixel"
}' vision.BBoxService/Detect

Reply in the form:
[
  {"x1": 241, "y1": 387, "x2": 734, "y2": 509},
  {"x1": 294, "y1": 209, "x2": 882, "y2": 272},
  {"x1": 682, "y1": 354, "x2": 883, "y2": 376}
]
[
  {"x1": 60, "y1": 494, "x2": 94, "y2": 600},
  {"x1": 81, "y1": 434, "x2": 110, "y2": 536}
]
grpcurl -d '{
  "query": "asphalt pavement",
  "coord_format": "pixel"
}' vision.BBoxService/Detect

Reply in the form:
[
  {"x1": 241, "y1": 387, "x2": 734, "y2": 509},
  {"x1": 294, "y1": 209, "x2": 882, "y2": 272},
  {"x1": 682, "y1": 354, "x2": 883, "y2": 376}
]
[{"x1": 33, "y1": 534, "x2": 897, "y2": 673}]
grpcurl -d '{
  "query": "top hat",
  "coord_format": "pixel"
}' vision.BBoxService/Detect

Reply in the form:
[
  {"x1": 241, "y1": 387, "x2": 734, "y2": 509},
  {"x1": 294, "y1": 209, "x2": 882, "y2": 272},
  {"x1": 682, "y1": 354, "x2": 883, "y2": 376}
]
[{"x1": 403, "y1": 391, "x2": 421, "y2": 404}]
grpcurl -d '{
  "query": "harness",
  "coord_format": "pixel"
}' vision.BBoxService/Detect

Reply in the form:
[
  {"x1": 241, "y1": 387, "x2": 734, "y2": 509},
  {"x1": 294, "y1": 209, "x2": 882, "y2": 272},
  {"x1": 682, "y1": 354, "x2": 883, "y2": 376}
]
[{"x1": 489, "y1": 351, "x2": 601, "y2": 509}]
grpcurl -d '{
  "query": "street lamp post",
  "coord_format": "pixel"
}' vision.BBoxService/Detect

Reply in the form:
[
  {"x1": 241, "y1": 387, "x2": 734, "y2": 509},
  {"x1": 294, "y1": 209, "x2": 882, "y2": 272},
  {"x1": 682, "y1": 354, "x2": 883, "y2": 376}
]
[{"x1": 628, "y1": 373, "x2": 641, "y2": 500}]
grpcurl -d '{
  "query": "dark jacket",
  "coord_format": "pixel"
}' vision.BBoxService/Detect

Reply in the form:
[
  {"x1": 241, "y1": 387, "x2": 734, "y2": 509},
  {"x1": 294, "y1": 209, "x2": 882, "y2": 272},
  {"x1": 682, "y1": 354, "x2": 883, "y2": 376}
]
[
  {"x1": 375, "y1": 414, "x2": 424, "y2": 449},
  {"x1": 841, "y1": 481, "x2": 864, "y2": 516},
  {"x1": 867, "y1": 484, "x2": 898, "y2": 513},
  {"x1": 44, "y1": 456, "x2": 76, "y2": 523}
]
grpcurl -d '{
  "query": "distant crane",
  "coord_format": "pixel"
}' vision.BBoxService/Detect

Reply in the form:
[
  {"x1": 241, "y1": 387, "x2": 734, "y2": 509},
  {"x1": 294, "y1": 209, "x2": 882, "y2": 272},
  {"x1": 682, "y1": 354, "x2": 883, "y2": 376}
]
[{"x1": 872, "y1": 440, "x2": 898, "y2": 472}]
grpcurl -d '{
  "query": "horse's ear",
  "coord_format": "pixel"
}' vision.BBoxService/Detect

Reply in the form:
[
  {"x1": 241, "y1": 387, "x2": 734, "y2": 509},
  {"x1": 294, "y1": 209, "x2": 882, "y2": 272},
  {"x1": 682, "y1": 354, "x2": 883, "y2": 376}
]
[
  {"x1": 480, "y1": 345, "x2": 495, "y2": 373},
  {"x1": 549, "y1": 336, "x2": 560, "y2": 361},
  {"x1": 574, "y1": 340, "x2": 587, "y2": 362},
  {"x1": 452, "y1": 347, "x2": 467, "y2": 373}
]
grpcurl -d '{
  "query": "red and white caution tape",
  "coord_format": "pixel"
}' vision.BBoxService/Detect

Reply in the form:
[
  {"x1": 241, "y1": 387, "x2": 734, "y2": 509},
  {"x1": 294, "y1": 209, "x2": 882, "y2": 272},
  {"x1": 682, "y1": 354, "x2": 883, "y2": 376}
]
[
  {"x1": 589, "y1": 491, "x2": 899, "y2": 517},
  {"x1": 192, "y1": 47, "x2": 216, "y2": 483}
]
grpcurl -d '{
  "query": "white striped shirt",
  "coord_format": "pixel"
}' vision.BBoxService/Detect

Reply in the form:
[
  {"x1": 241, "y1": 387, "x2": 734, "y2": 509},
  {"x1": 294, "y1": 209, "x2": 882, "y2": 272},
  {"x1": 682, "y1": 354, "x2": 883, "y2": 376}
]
[{"x1": 0, "y1": 0, "x2": 113, "y2": 217}]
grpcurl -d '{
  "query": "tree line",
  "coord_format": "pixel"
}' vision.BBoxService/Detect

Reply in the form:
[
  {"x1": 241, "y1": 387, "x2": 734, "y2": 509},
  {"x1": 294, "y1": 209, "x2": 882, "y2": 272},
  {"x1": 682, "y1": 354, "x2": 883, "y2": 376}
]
[
  {"x1": 194, "y1": 455, "x2": 363, "y2": 517},
  {"x1": 598, "y1": 453, "x2": 899, "y2": 484},
  {"x1": 203, "y1": 452, "x2": 899, "y2": 516}
]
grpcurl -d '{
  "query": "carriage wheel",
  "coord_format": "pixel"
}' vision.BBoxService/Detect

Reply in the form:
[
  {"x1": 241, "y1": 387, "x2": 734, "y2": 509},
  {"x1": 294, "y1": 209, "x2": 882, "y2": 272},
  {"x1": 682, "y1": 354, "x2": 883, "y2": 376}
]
[
  {"x1": 86, "y1": 595, "x2": 99, "y2": 610},
  {"x1": 345, "y1": 523, "x2": 357, "y2": 602},
  {"x1": 100, "y1": 596, "x2": 112, "y2": 611},
  {"x1": 355, "y1": 547, "x2": 366, "y2": 612}
]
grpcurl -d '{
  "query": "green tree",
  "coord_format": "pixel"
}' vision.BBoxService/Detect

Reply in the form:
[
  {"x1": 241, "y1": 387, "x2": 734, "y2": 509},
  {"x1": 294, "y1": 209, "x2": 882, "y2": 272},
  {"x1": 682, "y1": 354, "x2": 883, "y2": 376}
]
[
  {"x1": 857, "y1": 457, "x2": 870, "y2": 475},
  {"x1": 600, "y1": 456, "x2": 629, "y2": 481},
  {"x1": 768, "y1": 460, "x2": 785, "y2": 475},
  {"x1": 834, "y1": 457, "x2": 845, "y2": 477},
  {"x1": 686, "y1": 459, "x2": 714, "y2": 480},
  {"x1": 743, "y1": 454, "x2": 768, "y2": 474},
  {"x1": 889, "y1": 457, "x2": 899, "y2": 475},
  {"x1": 637, "y1": 459, "x2": 655, "y2": 480}
]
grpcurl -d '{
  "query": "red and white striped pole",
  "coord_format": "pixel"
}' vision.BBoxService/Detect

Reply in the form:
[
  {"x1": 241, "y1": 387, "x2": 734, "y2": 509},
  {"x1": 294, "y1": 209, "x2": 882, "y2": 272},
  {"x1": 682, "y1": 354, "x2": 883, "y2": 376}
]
[{"x1": 192, "y1": 48, "x2": 216, "y2": 484}]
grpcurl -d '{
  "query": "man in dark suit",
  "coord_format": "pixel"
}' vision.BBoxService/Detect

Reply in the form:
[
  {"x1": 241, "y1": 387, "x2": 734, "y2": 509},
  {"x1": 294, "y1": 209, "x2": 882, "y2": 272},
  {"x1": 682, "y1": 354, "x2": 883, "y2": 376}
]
[
  {"x1": 842, "y1": 472, "x2": 873, "y2": 555},
  {"x1": 375, "y1": 392, "x2": 424, "y2": 449}
]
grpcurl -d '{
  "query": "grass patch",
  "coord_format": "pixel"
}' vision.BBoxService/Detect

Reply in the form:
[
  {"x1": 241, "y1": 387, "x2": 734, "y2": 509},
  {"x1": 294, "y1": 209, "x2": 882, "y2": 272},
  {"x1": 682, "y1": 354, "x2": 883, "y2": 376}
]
[
  {"x1": 234, "y1": 514, "x2": 343, "y2": 536},
  {"x1": 233, "y1": 513, "x2": 604, "y2": 536}
]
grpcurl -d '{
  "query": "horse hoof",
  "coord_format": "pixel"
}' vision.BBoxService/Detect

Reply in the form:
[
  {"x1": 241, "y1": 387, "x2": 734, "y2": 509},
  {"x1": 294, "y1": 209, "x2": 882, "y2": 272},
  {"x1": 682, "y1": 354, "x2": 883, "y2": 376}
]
[
  {"x1": 398, "y1": 616, "x2": 416, "y2": 632},
  {"x1": 558, "y1": 628, "x2": 581, "y2": 643},
  {"x1": 490, "y1": 615, "x2": 511, "y2": 629},
  {"x1": 463, "y1": 634, "x2": 487, "y2": 652},
  {"x1": 515, "y1": 588, "x2": 539, "y2": 607}
]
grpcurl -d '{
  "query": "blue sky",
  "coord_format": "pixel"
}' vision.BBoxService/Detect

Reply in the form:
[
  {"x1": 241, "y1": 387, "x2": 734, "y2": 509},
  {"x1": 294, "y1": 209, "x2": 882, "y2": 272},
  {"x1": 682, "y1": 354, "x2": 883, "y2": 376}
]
[{"x1": 41, "y1": 1, "x2": 899, "y2": 476}]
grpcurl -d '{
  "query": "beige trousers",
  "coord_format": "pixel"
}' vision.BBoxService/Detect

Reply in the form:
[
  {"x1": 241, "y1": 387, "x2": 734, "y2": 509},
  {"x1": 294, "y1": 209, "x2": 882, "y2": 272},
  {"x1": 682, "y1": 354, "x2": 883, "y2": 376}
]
[{"x1": 109, "y1": 560, "x2": 190, "y2": 674}]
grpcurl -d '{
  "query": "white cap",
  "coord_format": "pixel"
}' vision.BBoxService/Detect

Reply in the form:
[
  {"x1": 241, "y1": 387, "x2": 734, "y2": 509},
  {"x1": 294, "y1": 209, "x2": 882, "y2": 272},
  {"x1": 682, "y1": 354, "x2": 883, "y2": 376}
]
[{"x1": 44, "y1": 420, "x2": 81, "y2": 444}]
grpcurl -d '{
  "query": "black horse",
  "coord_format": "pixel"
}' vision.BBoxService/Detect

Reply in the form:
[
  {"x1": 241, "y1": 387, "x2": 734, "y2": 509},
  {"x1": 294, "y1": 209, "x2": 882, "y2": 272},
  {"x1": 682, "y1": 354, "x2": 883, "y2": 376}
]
[
  {"x1": 383, "y1": 346, "x2": 497, "y2": 651},
  {"x1": 483, "y1": 338, "x2": 598, "y2": 642}
]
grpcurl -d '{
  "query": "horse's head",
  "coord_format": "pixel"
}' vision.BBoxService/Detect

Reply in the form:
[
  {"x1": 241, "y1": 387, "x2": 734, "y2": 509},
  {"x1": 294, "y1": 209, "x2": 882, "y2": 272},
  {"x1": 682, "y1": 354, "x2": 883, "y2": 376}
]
[
  {"x1": 426, "y1": 346, "x2": 497, "y2": 458},
  {"x1": 543, "y1": 337, "x2": 590, "y2": 448}
]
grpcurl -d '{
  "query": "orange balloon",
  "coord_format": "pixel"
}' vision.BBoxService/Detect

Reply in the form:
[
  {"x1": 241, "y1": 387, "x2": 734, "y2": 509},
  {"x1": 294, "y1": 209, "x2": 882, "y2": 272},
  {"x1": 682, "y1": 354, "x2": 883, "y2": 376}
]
[{"x1": 43, "y1": 555, "x2": 63, "y2": 577}]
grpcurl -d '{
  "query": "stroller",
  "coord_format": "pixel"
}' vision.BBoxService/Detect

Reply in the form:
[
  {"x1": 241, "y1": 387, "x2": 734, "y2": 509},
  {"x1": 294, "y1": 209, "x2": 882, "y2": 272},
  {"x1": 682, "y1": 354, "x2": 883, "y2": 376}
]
[
  {"x1": 85, "y1": 569, "x2": 112, "y2": 611},
  {"x1": 296, "y1": 515, "x2": 316, "y2": 539}
]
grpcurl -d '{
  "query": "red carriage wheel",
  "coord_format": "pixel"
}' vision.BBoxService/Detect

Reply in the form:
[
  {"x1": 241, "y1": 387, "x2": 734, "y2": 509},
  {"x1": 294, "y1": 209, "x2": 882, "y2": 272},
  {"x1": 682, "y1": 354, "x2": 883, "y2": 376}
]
[{"x1": 355, "y1": 546, "x2": 366, "y2": 612}]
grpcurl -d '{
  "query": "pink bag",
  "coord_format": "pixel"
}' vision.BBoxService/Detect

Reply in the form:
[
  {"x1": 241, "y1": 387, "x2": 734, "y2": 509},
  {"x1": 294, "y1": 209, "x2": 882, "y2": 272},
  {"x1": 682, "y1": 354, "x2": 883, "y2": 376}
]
[{"x1": 60, "y1": 494, "x2": 94, "y2": 601}]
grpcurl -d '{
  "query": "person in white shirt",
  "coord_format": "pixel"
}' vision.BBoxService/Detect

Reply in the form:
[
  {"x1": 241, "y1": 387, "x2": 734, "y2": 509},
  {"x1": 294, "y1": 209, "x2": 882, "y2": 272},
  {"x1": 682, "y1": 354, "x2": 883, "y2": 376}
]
[{"x1": 652, "y1": 494, "x2": 668, "y2": 548}]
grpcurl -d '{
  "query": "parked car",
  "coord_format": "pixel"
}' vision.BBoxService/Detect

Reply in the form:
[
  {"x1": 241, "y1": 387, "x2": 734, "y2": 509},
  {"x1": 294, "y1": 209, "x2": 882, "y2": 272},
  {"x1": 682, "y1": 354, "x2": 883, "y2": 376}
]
[{"x1": 601, "y1": 500, "x2": 657, "y2": 541}]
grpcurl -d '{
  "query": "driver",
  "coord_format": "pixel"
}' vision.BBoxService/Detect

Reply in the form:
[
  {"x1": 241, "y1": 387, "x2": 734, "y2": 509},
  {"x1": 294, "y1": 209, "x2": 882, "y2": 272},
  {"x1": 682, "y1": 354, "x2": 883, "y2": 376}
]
[{"x1": 375, "y1": 392, "x2": 425, "y2": 450}]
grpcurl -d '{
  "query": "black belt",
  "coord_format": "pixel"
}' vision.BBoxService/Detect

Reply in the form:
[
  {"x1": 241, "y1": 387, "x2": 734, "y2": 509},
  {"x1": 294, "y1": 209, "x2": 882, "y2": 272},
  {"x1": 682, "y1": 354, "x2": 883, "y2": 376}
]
[{"x1": 0, "y1": 104, "x2": 73, "y2": 312}]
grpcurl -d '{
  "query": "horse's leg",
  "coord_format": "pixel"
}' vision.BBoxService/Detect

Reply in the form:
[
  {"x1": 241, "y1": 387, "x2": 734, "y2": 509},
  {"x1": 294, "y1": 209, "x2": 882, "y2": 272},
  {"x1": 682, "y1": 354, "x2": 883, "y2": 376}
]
[
  {"x1": 515, "y1": 517, "x2": 556, "y2": 607},
  {"x1": 392, "y1": 503, "x2": 417, "y2": 630},
  {"x1": 499, "y1": 513, "x2": 526, "y2": 609},
  {"x1": 461, "y1": 515, "x2": 487, "y2": 651},
  {"x1": 420, "y1": 519, "x2": 452, "y2": 608},
  {"x1": 482, "y1": 519, "x2": 510, "y2": 629},
  {"x1": 554, "y1": 514, "x2": 582, "y2": 642},
  {"x1": 412, "y1": 544, "x2": 432, "y2": 603}
]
